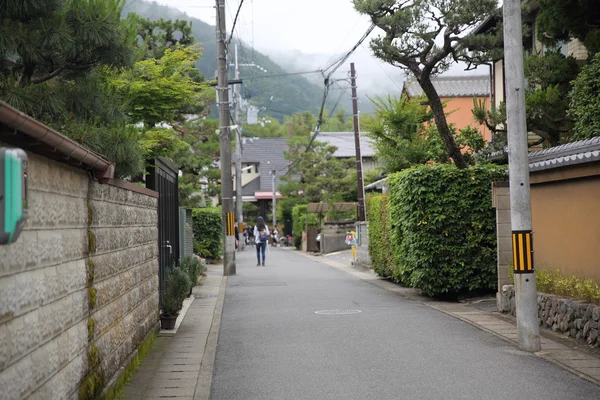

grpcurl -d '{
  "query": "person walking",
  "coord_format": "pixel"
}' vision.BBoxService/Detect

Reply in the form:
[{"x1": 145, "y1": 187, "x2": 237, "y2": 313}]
[{"x1": 253, "y1": 216, "x2": 270, "y2": 266}]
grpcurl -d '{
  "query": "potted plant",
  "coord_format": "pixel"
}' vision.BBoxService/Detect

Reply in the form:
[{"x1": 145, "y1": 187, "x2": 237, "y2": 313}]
[
  {"x1": 160, "y1": 266, "x2": 191, "y2": 330},
  {"x1": 179, "y1": 255, "x2": 202, "y2": 297}
]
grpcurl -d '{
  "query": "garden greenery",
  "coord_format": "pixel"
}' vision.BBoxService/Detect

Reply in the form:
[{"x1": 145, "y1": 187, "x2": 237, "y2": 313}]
[
  {"x1": 192, "y1": 207, "x2": 222, "y2": 259},
  {"x1": 291, "y1": 204, "x2": 318, "y2": 249},
  {"x1": 368, "y1": 164, "x2": 507, "y2": 297},
  {"x1": 510, "y1": 268, "x2": 600, "y2": 305},
  {"x1": 366, "y1": 195, "x2": 394, "y2": 278}
]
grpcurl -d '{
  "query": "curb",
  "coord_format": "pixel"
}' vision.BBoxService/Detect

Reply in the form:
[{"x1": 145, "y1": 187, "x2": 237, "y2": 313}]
[
  {"x1": 193, "y1": 275, "x2": 228, "y2": 400},
  {"x1": 158, "y1": 295, "x2": 195, "y2": 337}
]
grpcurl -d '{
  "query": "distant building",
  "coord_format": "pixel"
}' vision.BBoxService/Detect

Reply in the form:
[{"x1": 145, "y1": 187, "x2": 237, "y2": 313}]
[
  {"x1": 404, "y1": 75, "x2": 492, "y2": 142},
  {"x1": 232, "y1": 138, "x2": 289, "y2": 220},
  {"x1": 316, "y1": 131, "x2": 378, "y2": 171}
]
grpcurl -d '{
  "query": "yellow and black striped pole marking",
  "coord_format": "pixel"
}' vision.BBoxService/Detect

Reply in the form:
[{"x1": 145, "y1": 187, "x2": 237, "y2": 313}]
[
  {"x1": 512, "y1": 230, "x2": 534, "y2": 273},
  {"x1": 226, "y1": 212, "x2": 235, "y2": 236}
]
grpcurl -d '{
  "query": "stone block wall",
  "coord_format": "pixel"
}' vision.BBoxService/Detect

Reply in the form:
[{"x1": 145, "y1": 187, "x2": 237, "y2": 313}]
[
  {"x1": 0, "y1": 152, "x2": 159, "y2": 399},
  {"x1": 501, "y1": 286, "x2": 600, "y2": 347},
  {"x1": 321, "y1": 222, "x2": 355, "y2": 255}
]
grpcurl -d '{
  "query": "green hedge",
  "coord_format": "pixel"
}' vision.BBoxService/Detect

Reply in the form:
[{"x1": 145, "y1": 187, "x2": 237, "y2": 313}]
[
  {"x1": 291, "y1": 204, "x2": 318, "y2": 249},
  {"x1": 366, "y1": 194, "x2": 394, "y2": 278},
  {"x1": 192, "y1": 207, "x2": 222, "y2": 259},
  {"x1": 387, "y1": 164, "x2": 507, "y2": 297}
]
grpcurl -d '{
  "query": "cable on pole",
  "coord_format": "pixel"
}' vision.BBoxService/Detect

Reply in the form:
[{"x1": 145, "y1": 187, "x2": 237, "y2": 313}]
[{"x1": 227, "y1": 0, "x2": 246, "y2": 47}]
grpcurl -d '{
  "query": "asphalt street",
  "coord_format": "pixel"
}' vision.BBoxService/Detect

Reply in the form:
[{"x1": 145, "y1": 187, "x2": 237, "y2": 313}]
[{"x1": 210, "y1": 247, "x2": 600, "y2": 400}]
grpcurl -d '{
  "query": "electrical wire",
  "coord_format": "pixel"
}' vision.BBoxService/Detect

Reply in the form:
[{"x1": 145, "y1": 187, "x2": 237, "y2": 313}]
[
  {"x1": 227, "y1": 0, "x2": 245, "y2": 47},
  {"x1": 302, "y1": 23, "x2": 376, "y2": 157}
]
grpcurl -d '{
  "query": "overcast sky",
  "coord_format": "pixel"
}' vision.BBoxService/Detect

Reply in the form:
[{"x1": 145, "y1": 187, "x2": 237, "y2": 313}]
[
  {"x1": 154, "y1": 0, "x2": 485, "y2": 98},
  {"x1": 156, "y1": 0, "x2": 375, "y2": 54}
]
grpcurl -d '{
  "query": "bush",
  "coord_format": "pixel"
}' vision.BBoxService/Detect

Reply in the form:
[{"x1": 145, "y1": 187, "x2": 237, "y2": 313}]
[
  {"x1": 568, "y1": 53, "x2": 600, "y2": 141},
  {"x1": 387, "y1": 164, "x2": 507, "y2": 297},
  {"x1": 510, "y1": 268, "x2": 600, "y2": 305},
  {"x1": 192, "y1": 207, "x2": 222, "y2": 259},
  {"x1": 162, "y1": 266, "x2": 191, "y2": 316},
  {"x1": 292, "y1": 204, "x2": 319, "y2": 250},
  {"x1": 366, "y1": 194, "x2": 394, "y2": 278},
  {"x1": 179, "y1": 255, "x2": 203, "y2": 289}
]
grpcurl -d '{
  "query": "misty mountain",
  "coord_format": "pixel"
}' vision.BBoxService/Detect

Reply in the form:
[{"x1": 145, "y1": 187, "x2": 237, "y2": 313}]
[{"x1": 122, "y1": 1, "x2": 352, "y2": 120}]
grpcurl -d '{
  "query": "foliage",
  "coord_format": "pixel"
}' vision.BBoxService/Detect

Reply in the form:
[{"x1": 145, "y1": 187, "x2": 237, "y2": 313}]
[
  {"x1": 353, "y1": 0, "x2": 501, "y2": 169},
  {"x1": 366, "y1": 195, "x2": 394, "y2": 278},
  {"x1": 535, "y1": 269, "x2": 600, "y2": 305},
  {"x1": 131, "y1": 15, "x2": 194, "y2": 59},
  {"x1": 108, "y1": 45, "x2": 209, "y2": 127},
  {"x1": 178, "y1": 255, "x2": 203, "y2": 289},
  {"x1": 64, "y1": 121, "x2": 146, "y2": 178},
  {"x1": 243, "y1": 202, "x2": 261, "y2": 221},
  {"x1": 0, "y1": 0, "x2": 135, "y2": 117},
  {"x1": 568, "y1": 53, "x2": 600, "y2": 141},
  {"x1": 291, "y1": 204, "x2": 318, "y2": 249},
  {"x1": 139, "y1": 128, "x2": 190, "y2": 159},
  {"x1": 536, "y1": 0, "x2": 600, "y2": 56},
  {"x1": 369, "y1": 95, "x2": 485, "y2": 172},
  {"x1": 280, "y1": 137, "x2": 356, "y2": 203},
  {"x1": 192, "y1": 207, "x2": 222, "y2": 259},
  {"x1": 368, "y1": 95, "x2": 434, "y2": 172},
  {"x1": 162, "y1": 266, "x2": 191, "y2": 315},
  {"x1": 387, "y1": 164, "x2": 507, "y2": 297}
]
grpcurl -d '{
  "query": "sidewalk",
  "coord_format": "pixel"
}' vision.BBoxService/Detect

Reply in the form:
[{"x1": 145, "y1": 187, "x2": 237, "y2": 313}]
[
  {"x1": 119, "y1": 263, "x2": 227, "y2": 400},
  {"x1": 310, "y1": 249, "x2": 600, "y2": 387}
]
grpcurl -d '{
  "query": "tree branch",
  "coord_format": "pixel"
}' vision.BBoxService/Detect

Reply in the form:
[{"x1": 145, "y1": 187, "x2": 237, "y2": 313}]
[{"x1": 30, "y1": 67, "x2": 65, "y2": 84}]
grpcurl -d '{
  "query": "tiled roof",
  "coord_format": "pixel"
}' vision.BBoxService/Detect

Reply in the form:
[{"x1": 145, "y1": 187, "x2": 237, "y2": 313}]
[
  {"x1": 406, "y1": 75, "x2": 490, "y2": 98},
  {"x1": 240, "y1": 137, "x2": 290, "y2": 191},
  {"x1": 528, "y1": 137, "x2": 600, "y2": 172},
  {"x1": 316, "y1": 132, "x2": 376, "y2": 158}
]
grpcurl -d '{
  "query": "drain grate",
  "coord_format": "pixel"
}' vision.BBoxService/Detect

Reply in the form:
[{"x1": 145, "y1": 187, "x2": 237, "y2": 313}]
[{"x1": 314, "y1": 309, "x2": 362, "y2": 315}]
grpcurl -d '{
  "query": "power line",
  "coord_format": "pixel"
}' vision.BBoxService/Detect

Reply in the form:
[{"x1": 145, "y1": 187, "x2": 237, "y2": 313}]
[
  {"x1": 227, "y1": 0, "x2": 245, "y2": 47},
  {"x1": 242, "y1": 70, "x2": 323, "y2": 80}
]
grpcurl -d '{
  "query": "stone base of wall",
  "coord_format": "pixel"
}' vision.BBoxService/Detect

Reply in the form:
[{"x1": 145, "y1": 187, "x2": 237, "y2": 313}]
[{"x1": 500, "y1": 285, "x2": 600, "y2": 347}]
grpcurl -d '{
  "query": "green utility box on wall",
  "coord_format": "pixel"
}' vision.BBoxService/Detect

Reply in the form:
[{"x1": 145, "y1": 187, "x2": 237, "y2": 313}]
[{"x1": 0, "y1": 148, "x2": 28, "y2": 245}]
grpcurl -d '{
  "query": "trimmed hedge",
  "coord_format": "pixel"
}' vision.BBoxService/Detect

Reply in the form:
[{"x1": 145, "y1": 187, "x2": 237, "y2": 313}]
[
  {"x1": 366, "y1": 194, "x2": 394, "y2": 278},
  {"x1": 387, "y1": 164, "x2": 507, "y2": 297},
  {"x1": 192, "y1": 207, "x2": 222, "y2": 259}
]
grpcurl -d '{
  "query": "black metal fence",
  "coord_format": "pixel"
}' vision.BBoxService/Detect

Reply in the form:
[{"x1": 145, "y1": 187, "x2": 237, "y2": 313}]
[{"x1": 146, "y1": 157, "x2": 179, "y2": 307}]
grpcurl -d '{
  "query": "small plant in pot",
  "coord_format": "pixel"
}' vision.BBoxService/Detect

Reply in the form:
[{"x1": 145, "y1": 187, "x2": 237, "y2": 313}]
[
  {"x1": 160, "y1": 266, "x2": 191, "y2": 330},
  {"x1": 179, "y1": 255, "x2": 203, "y2": 297}
]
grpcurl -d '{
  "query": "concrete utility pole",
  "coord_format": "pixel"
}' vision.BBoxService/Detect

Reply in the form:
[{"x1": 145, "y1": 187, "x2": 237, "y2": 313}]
[
  {"x1": 271, "y1": 168, "x2": 277, "y2": 229},
  {"x1": 503, "y1": 0, "x2": 540, "y2": 352},
  {"x1": 350, "y1": 63, "x2": 366, "y2": 222},
  {"x1": 233, "y1": 44, "x2": 244, "y2": 249},
  {"x1": 216, "y1": 0, "x2": 235, "y2": 275}
]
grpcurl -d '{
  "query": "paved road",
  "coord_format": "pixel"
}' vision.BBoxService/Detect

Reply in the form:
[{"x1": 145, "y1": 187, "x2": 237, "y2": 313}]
[{"x1": 210, "y1": 248, "x2": 600, "y2": 400}]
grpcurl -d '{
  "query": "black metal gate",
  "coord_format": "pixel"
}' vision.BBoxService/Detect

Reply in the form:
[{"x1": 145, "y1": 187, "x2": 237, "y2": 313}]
[{"x1": 146, "y1": 157, "x2": 179, "y2": 307}]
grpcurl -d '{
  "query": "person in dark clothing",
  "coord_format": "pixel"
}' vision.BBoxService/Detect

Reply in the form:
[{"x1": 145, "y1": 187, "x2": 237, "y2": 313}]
[{"x1": 253, "y1": 216, "x2": 269, "y2": 266}]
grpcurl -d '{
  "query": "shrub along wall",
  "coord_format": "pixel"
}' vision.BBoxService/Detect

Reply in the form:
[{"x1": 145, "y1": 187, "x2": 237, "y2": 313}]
[
  {"x1": 366, "y1": 195, "x2": 394, "y2": 278},
  {"x1": 386, "y1": 164, "x2": 507, "y2": 297},
  {"x1": 291, "y1": 204, "x2": 318, "y2": 249},
  {"x1": 192, "y1": 207, "x2": 222, "y2": 260}
]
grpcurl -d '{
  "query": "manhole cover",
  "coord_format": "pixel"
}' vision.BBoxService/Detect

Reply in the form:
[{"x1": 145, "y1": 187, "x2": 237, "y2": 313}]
[{"x1": 314, "y1": 309, "x2": 362, "y2": 315}]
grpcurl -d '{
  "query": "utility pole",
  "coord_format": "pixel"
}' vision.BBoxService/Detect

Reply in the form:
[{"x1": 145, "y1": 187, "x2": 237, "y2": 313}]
[
  {"x1": 216, "y1": 0, "x2": 235, "y2": 275},
  {"x1": 233, "y1": 44, "x2": 244, "y2": 249},
  {"x1": 350, "y1": 63, "x2": 366, "y2": 222},
  {"x1": 271, "y1": 168, "x2": 277, "y2": 229},
  {"x1": 503, "y1": 0, "x2": 540, "y2": 352}
]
